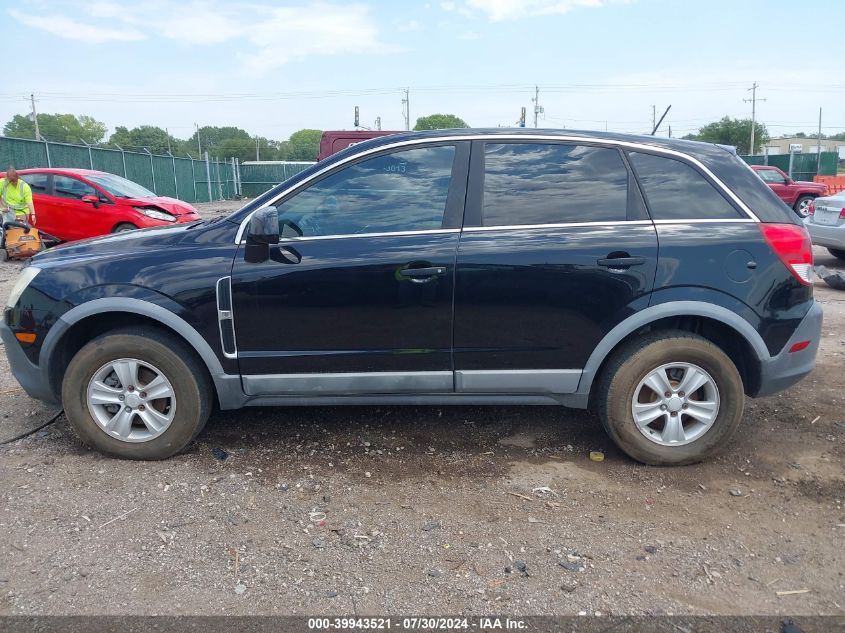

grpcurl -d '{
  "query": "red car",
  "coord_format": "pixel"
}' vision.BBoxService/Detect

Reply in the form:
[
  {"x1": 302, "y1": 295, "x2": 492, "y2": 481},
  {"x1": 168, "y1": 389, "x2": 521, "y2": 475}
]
[
  {"x1": 750, "y1": 165, "x2": 827, "y2": 218},
  {"x1": 0, "y1": 168, "x2": 201, "y2": 242},
  {"x1": 318, "y1": 130, "x2": 399, "y2": 161}
]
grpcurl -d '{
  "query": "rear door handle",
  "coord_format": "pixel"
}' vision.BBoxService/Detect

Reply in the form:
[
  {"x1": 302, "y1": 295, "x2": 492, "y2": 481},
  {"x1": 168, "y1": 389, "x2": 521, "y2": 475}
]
[
  {"x1": 400, "y1": 266, "x2": 446, "y2": 277},
  {"x1": 399, "y1": 266, "x2": 447, "y2": 282},
  {"x1": 597, "y1": 256, "x2": 646, "y2": 268}
]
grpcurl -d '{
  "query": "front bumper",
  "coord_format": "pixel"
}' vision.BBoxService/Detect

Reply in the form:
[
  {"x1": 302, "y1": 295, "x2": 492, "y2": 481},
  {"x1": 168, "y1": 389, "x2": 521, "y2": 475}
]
[
  {"x1": 0, "y1": 321, "x2": 60, "y2": 405},
  {"x1": 756, "y1": 301, "x2": 823, "y2": 397},
  {"x1": 806, "y1": 220, "x2": 845, "y2": 250}
]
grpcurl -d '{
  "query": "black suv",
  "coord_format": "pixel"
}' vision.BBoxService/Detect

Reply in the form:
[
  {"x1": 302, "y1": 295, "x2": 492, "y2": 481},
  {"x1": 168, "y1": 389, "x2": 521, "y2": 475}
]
[{"x1": 1, "y1": 130, "x2": 822, "y2": 464}]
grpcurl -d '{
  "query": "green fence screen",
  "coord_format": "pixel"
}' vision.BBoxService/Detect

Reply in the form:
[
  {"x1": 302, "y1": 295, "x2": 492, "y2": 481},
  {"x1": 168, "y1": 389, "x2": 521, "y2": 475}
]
[
  {"x1": 0, "y1": 135, "x2": 238, "y2": 204},
  {"x1": 741, "y1": 152, "x2": 838, "y2": 181},
  {"x1": 239, "y1": 162, "x2": 315, "y2": 197}
]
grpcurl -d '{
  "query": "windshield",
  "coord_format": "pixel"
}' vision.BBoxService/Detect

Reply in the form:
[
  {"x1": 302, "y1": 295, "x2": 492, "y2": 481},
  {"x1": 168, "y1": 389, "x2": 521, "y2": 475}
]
[{"x1": 87, "y1": 173, "x2": 156, "y2": 199}]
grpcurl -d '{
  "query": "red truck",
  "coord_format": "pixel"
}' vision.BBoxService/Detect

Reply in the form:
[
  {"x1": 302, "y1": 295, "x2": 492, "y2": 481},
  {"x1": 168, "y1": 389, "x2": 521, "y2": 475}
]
[
  {"x1": 318, "y1": 130, "x2": 400, "y2": 161},
  {"x1": 750, "y1": 165, "x2": 828, "y2": 218}
]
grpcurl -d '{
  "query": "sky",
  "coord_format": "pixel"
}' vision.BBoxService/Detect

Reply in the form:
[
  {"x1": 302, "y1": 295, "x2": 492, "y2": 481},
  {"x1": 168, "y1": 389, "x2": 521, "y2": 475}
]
[{"x1": 1, "y1": 0, "x2": 843, "y2": 144}]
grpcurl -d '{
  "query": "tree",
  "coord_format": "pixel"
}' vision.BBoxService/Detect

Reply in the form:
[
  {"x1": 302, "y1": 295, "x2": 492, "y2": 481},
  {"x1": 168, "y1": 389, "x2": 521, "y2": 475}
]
[
  {"x1": 108, "y1": 125, "x2": 182, "y2": 154},
  {"x1": 3, "y1": 112, "x2": 106, "y2": 144},
  {"x1": 683, "y1": 117, "x2": 769, "y2": 155},
  {"x1": 188, "y1": 126, "x2": 251, "y2": 157},
  {"x1": 413, "y1": 114, "x2": 468, "y2": 131},
  {"x1": 286, "y1": 129, "x2": 322, "y2": 161}
]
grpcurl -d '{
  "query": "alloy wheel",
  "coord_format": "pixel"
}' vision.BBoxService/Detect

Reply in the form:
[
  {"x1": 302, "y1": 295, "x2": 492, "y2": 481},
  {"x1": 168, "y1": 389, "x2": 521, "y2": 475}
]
[{"x1": 86, "y1": 358, "x2": 176, "y2": 442}]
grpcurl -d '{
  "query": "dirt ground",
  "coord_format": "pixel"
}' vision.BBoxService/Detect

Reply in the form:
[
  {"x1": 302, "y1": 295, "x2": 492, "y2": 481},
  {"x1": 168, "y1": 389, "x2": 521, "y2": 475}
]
[{"x1": 0, "y1": 204, "x2": 842, "y2": 616}]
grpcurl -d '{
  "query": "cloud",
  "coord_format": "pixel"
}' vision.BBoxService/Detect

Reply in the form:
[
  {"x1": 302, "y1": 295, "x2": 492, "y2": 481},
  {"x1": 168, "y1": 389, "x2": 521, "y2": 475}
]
[
  {"x1": 11, "y1": 1, "x2": 388, "y2": 73},
  {"x1": 9, "y1": 8, "x2": 145, "y2": 43},
  {"x1": 458, "y1": 31, "x2": 481, "y2": 40},
  {"x1": 463, "y1": 0, "x2": 621, "y2": 21}
]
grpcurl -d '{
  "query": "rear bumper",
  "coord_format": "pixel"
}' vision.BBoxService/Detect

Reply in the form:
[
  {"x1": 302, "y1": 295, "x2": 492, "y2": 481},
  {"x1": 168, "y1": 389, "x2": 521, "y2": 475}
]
[
  {"x1": 755, "y1": 301, "x2": 823, "y2": 397},
  {"x1": 805, "y1": 220, "x2": 845, "y2": 249},
  {"x1": 0, "y1": 321, "x2": 59, "y2": 405}
]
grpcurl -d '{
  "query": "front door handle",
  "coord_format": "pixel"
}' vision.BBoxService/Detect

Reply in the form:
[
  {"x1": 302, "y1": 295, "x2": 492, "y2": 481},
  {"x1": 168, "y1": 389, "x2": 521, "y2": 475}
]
[
  {"x1": 597, "y1": 256, "x2": 646, "y2": 268},
  {"x1": 399, "y1": 266, "x2": 447, "y2": 282}
]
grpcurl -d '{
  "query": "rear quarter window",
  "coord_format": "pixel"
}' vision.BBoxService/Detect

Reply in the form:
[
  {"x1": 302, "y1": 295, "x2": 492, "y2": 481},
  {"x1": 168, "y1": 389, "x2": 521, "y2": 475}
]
[
  {"x1": 628, "y1": 152, "x2": 744, "y2": 221},
  {"x1": 706, "y1": 152, "x2": 798, "y2": 224}
]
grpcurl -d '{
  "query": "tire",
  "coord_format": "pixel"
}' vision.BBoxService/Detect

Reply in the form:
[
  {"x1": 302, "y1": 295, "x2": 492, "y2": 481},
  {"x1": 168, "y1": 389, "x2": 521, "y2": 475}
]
[
  {"x1": 0, "y1": 249, "x2": 7, "y2": 262},
  {"x1": 596, "y1": 331, "x2": 744, "y2": 466},
  {"x1": 112, "y1": 223, "x2": 138, "y2": 233},
  {"x1": 61, "y1": 327, "x2": 212, "y2": 460},
  {"x1": 793, "y1": 195, "x2": 813, "y2": 218},
  {"x1": 828, "y1": 248, "x2": 845, "y2": 260}
]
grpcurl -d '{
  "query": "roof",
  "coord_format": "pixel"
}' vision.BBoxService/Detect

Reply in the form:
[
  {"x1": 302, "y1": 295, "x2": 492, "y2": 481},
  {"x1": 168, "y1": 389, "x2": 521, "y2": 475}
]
[
  {"x1": 328, "y1": 127, "x2": 736, "y2": 164},
  {"x1": 11, "y1": 168, "x2": 105, "y2": 176}
]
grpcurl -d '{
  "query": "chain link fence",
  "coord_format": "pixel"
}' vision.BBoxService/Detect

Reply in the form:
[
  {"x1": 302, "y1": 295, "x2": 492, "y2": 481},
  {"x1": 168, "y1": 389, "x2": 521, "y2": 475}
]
[{"x1": 0, "y1": 135, "x2": 241, "y2": 203}]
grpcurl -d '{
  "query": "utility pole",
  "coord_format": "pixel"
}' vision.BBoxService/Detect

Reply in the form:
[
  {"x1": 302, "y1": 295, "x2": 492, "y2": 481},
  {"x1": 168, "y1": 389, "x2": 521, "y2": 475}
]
[
  {"x1": 532, "y1": 86, "x2": 543, "y2": 128},
  {"x1": 255, "y1": 137, "x2": 260, "y2": 161},
  {"x1": 165, "y1": 127, "x2": 172, "y2": 153},
  {"x1": 195, "y1": 123, "x2": 202, "y2": 156},
  {"x1": 375, "y1": 116, "x2": 382, "y2": 131},
  {"x1": 743, "y1": 82, "x2": 766, "y2": 155},
  {"x1": 30, "y1": 93, "x2": 40, "y2": 140},
  {"x1": 401, "y1": 88, "x2": 410, "y2": 131},
  {"x1": 651, "y1": 105, "x2": 656, "y2": 131},
  {"x1": 817, "y1": 107, "x2": 823, "y2": 175}
]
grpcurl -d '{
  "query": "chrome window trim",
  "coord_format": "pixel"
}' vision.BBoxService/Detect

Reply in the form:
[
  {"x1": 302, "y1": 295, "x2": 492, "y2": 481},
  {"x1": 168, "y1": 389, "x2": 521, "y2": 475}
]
[
  {"x1": 215, "y1": 276, "x2": 237, "y2": 360},
  {"x1": 652, "y1": 219, "x2": 756, "y2": 225},
  {"x1": 279, "y1": 228, "x2": 461, "y2": 242},
  {"x1": 235, "y1": 133, "x2": 760, "y2": 244},
  {"x1": 462, "y1": 220, "x2": 652, "y2": 232}
]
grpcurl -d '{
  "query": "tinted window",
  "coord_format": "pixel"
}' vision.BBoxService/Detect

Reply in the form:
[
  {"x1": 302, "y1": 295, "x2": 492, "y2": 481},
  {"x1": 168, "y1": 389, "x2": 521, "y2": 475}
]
[
  {"x1": 629, "y1": 152, "x2": 743, "y2": 220},
  {"x1": 21, "y1": 173, "x2": 48, "y2": 193},
  {"x1": 756, "y1": 168, "x2": 786, "y2": 184},
  {"x1": 53, "y1": 175, "x2": 98, "y2": 200},
  {"x1": 276, "y1": 145, "x2": 455, "y2": 237},
  {"x1": 482, "y1": 143, "x2": 628, "y2": 226}
]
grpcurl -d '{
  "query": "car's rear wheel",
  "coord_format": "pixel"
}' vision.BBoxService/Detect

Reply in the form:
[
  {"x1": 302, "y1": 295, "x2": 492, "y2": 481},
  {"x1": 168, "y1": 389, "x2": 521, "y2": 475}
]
[
  {"x1": 112, "y1": 223, "x2": 137, "y2": 233},
  {"x1": 596, "y1": 331, "x2": 744, "y2": 466},
  {"x1": 828, "y1": 248, "x2": 845, "y2": 260},
  {"x1": 62, "y1": 327, "x2": 212, "y2": 460},
  {"x1": 794, "y1": 195, "x2": 814, "y2": 218}
]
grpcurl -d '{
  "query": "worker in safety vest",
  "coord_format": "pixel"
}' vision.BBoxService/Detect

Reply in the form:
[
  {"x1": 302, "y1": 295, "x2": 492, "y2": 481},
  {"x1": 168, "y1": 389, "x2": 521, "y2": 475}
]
[{"x1": 1, "y1": 166, "x2": 36, "y2": 225}]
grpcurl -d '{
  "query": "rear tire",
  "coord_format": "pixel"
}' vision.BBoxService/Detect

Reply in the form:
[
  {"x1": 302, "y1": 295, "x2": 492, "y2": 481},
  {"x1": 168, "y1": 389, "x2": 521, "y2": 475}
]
[
  {"x1": 112, "y1": 223, "x2": 137, "y2": 233},
  {"x1": 61, "y1": 327, "x2": 212, "y2": 460},
  {"x1": 828, "y1": 248, "x2": 845, "y2": 260},
  {"x1": 793, "y1": 195, "x2": 813, "y2": 218},
  {"x1": 596, "y1": 331, "x2": 744, "y2": 466}
]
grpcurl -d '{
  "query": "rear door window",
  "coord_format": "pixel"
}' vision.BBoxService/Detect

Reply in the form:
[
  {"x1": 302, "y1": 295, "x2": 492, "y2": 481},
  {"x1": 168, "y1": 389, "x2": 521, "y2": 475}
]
[
  {"x1": 629, "y1": 152, "x2": 744, "y2": 220},
  {"x1": 481, "y1": 143, "x2": 629, "y2": 226},
  {"x1": 22, "y1": 173, "x2": 49, "y2": 193}
]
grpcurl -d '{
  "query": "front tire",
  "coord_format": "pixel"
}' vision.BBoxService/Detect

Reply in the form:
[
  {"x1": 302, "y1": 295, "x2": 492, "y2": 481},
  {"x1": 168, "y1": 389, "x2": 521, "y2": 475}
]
[
  {"x1": 828, "y1": 248, "x2": 845, "y2": 260},
  {"x1": 112, "y1": 223, "x2": 138, "y2": 233},
  {"x1": 793, "y1": 195, "x2": 814, "y2": 218},
  {"x1": 596, "y1": 331, "x2": 744, "y2": 466},
  {"x1": 62, "y1": 327, "x2": 212, "y2": 460}
]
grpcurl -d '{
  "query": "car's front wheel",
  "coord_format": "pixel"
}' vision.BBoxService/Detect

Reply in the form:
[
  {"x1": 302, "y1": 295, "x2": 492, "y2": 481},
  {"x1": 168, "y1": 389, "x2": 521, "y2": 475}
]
[
  {"x1": 112, "y1": 223, "x2": 138, "y2": 233},
  {"x1": 794, "y1": 195, "x2": 814, "y2": 218},
  {"x1": 596, "y1": 331, "x2": 744, "y2": 465},
  {"x1": 62, "y1": 327, "x2": 212, "y2": 459}
]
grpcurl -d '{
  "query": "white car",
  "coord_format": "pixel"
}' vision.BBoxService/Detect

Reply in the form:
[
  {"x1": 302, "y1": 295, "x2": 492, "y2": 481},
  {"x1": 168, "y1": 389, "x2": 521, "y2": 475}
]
[{"x1": 806, "y1": 190, "x2": 845, "y2": 260}]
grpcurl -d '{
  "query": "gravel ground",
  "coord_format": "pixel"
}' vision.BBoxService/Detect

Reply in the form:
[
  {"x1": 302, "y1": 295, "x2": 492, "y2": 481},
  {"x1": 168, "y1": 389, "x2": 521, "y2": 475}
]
[{"x1": 0, "y1": 205, "x2": 842, "y2": 616}]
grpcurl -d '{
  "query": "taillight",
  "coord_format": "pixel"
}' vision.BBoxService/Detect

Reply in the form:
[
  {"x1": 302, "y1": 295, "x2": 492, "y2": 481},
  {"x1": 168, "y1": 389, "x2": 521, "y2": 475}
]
[
  {"x1": 758, "y1": 223, "x2": 813, "y2": 286},
  {"x1": 807, "y1": 200, "x2": 815, "y2": 215},
  {"x1": 840, "y1": 207, "x2": 845, "y2": 219}
]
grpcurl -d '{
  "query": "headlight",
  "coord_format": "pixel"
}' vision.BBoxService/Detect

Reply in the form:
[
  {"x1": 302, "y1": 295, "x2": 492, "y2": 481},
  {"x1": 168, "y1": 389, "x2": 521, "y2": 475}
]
[
  {"x1": 135, "y1": 207, "x2": 176, "y2": 222},
  {"x1": 6, "y1": 267, "x2": 41, "y2": 309}
]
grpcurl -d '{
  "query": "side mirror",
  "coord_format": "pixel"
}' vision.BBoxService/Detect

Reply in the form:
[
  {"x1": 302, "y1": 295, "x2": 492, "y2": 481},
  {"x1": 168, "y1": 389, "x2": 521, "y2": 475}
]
[
  {"x1": 246, "y1": 206, "x2": 279, "y2": 245},
  {"x1": 81, "y1": 194, "x2": 100, "y2": 208}
]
